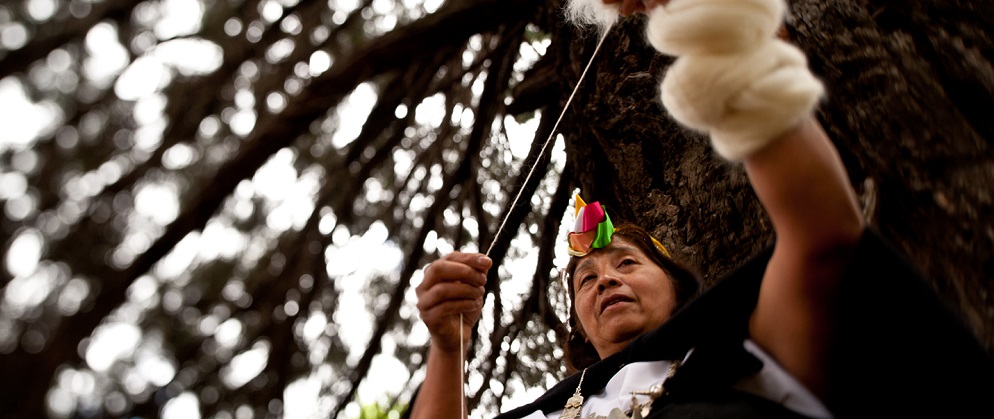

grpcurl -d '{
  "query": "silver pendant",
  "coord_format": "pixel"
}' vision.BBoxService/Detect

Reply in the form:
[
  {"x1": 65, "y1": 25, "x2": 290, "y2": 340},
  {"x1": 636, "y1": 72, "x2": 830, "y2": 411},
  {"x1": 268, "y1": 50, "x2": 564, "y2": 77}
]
[
  {"x1": 558, "y1": 394, "x2": 584, "y2": 419},
  {"x1": 626, "y1": 395, "x2": 650, "y2": 419},
  {"x1": 638, "y1": 401, "x2": 651, "y2": 418},
  {"x1": 560, "y1": 368, "x2": 588, "y2": 419},
  {"x1": 606, "y1": 407, "x2": 629, "y2": 419}
]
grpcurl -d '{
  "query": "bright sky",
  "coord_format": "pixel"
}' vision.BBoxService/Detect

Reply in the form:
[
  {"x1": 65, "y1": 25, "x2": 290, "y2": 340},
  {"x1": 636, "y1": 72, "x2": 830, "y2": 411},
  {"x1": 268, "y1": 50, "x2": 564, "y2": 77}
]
[
  {"x1": 0, "y1": 78, "x2": 61, "y2": 152},
  {"x1": 1, "y1": 0, "x2": 564, "y2": 418}
]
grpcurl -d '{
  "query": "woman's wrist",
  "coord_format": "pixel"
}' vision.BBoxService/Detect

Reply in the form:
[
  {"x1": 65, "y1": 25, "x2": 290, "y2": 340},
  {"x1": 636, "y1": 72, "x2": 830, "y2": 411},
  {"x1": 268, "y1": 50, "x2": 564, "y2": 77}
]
[{"x1": 430, "y1": 336, "x2": 469, "y2": 357}]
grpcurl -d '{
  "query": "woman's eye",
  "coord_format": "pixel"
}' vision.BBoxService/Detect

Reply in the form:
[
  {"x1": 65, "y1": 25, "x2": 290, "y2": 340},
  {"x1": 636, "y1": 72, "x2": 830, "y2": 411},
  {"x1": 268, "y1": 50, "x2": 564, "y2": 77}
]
[
  {"x1": 578, "y1": 275, "x2": 595, "y2": 287},
  {"x1": 619, "y1": 258, "x2": 636, "y2": 267}
]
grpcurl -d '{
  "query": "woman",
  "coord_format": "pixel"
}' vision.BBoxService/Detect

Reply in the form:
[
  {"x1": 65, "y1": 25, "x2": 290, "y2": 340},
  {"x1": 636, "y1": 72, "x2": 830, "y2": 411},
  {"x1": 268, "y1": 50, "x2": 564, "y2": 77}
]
[
  {"x1": 409, "y1": 0, "x2": 993, "y2": 417},
  {"x1": 412, "y1": 115, "x2": 861, "y2": 419}
]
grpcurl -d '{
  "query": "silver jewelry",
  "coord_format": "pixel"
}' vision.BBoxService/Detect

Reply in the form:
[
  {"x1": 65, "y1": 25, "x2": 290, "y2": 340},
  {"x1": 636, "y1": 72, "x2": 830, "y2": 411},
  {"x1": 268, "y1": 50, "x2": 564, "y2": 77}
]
[
  {"x1": 559, "y1": 348, "x2": 695, "y2": 419},
  {"x1": 627, "y1": 347, "x2": 695, "y2": 418},
  {"x1": 559, "y1": 368, "x2": 587, "y2": 419}
]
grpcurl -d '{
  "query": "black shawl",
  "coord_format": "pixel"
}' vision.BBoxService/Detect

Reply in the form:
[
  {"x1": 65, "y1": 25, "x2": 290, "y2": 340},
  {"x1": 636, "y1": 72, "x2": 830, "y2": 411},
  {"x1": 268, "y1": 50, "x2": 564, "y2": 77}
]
[{"x1": 493, "y1": 229, "x2": 994, "y2": 418}]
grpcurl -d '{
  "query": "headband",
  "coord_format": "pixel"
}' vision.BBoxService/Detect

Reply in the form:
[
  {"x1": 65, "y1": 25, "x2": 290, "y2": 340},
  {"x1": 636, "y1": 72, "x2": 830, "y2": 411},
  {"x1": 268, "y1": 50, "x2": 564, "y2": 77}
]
[{"x1": 566, "y1": 194, "x2": 670, "y2": 258}]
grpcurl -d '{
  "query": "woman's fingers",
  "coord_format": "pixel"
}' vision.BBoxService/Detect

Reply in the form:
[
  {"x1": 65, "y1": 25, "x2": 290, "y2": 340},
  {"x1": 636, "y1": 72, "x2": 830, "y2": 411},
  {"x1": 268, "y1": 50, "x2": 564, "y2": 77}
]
[
  {"x1": 420, "y1": 298, "x2": 483, "y2": 353},
  {"x1": 601, "y1": 0, "x2": 669, "y2": 16},
  {"x1": 419, "y1": 253, "x2": 490, "y2": 290},
  {"x1": 441, "y1": 250, "x2": 493, "y2": 270},
  {"x1": 417, "y1": 252, "x2": 490, "y2": 314},
  {"x1": 416, "y1": 252, "x2": 492, "y2": 351},
  {"x1": 601, "y1": 0, "x2": 639, "y2": 16},
  {"x1": 417, "y1": 282, "x2": 484, "y2": 352},
  {"x1": 602, "y1": 0, "x2": 641, "y2": 16},
  {"x1": 417, "y1": 281, "x2": 485, "y2": 314},
  {"x1": 421, "y1": 297, "x2": 484, "y2": 322},
  {"x1": 643, "y1": 0, "x2": 670, "y2": 10}
]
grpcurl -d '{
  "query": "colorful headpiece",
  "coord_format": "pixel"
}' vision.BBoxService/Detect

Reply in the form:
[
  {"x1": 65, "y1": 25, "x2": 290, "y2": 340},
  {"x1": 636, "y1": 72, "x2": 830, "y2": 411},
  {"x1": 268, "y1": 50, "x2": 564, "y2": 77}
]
[
  {"x1": 566, "y1": 194, "x2": 671, "y2": 258},
  {"x1": 567, "y1": 195, "x2": 614, "y2": 257}
]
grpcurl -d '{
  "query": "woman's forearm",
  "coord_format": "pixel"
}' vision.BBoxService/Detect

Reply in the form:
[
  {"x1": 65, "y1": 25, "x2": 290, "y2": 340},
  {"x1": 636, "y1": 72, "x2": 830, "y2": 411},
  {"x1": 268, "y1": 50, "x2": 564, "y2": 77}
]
[
  {"x1": 743, "y1": 117, "x2": 864, "y2": 256},
  {"x1": 744, "y1": 116, "x2": 865, "y2": 398},
  {"x1": 409, "y1": 345, "x2": 467, "y2": 419}
]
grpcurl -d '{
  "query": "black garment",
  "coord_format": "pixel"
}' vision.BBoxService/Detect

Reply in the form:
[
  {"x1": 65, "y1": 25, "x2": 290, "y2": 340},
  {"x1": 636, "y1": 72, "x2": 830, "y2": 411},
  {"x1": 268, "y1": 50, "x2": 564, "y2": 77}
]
[{"x1": 494, "y1": 229, "x2": 994, "y2": 418}]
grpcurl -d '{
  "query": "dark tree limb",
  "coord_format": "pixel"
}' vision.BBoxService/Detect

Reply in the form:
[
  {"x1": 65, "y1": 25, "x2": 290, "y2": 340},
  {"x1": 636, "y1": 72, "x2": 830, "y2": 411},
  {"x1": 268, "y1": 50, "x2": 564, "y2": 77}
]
[
  {"x1": 0, "y1": 0, "x2": 139, "y2": 80},
  {"x1": 0, "y1": 2, "x2": 538, "y2": 416}
]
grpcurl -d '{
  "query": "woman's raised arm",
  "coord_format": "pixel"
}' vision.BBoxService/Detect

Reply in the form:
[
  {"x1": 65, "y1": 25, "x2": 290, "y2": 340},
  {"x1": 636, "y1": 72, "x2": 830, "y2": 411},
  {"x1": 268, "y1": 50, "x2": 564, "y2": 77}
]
[
  {"x1": 632, "y1": 0, "x2": 865, "y2": 398},
  {"x1": 744, "y1": 117, "x2": 864, "y2": 399}
]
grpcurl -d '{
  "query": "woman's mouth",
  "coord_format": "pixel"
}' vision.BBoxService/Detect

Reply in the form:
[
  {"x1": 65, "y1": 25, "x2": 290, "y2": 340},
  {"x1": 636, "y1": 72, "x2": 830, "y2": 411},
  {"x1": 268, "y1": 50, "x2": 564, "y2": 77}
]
[{"x1": 600, "y1": 294, "x2": 634, "y2": 314}]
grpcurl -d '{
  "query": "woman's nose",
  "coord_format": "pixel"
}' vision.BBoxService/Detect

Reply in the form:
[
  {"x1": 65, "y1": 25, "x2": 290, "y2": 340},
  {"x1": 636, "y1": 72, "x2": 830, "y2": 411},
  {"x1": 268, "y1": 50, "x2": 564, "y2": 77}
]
[{"x1": 596, "y1": 276, "x2": 620, "y2": 293}]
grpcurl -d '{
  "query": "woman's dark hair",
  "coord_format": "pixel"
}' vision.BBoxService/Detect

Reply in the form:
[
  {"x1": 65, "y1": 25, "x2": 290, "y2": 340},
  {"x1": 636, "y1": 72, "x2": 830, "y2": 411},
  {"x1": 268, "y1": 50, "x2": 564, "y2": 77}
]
[{"x1": 561, "y1": 222, "x2": 701, "y2": 373}]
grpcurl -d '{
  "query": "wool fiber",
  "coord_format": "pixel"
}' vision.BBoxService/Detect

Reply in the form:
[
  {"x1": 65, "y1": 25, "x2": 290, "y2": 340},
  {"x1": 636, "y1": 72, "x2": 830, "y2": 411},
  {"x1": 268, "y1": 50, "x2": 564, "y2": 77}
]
[
  {"x1": 565, "y1": 0, "x2": 620, "y2": 34},
  {"x1": 645, "y1": 0, "x2": 784, "y2": 56},
  {"x1": 650, "y1": 0, "x2": 824, "y2": 160}
]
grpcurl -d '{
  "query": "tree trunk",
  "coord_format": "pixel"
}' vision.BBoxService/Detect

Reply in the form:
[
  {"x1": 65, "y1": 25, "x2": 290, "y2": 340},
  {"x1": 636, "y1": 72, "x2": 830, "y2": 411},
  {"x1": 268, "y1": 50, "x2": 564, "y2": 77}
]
[{"x1": 555, "y1": 0, "x2": 994, "y2": 349}]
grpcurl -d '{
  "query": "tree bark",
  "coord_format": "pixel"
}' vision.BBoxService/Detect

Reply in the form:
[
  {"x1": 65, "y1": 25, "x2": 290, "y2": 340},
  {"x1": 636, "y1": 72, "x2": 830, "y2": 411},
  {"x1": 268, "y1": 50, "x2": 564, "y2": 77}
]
[{"x1": 553, "y1": 0, "x2": 994, "y2": 350}]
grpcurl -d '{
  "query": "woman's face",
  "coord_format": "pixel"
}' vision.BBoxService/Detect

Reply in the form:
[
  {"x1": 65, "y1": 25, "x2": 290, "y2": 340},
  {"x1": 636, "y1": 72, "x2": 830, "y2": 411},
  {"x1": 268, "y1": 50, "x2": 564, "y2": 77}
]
[{"x1": 572, "y1": 236, "x2": 676, "y2": 359}]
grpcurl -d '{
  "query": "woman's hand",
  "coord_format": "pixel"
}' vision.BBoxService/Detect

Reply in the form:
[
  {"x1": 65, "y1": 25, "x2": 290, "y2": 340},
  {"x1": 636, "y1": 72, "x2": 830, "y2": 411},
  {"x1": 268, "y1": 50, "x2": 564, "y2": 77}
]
[
  {"x1": 601, "y1": 0, "x2": 669, "y2": 16},
  {"x1": 416, "y1": 252, "x2": 491, "y2": 354},
  {"x1": 410, "y1": 252, "x2": 490, "y2": 419}
]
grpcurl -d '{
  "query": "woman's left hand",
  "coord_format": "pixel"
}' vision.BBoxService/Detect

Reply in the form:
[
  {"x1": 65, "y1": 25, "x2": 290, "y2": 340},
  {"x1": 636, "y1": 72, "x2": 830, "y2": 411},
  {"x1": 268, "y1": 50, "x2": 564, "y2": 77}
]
[{"x1": 601, "y1": 0, "x2": 669, "y2": 16}]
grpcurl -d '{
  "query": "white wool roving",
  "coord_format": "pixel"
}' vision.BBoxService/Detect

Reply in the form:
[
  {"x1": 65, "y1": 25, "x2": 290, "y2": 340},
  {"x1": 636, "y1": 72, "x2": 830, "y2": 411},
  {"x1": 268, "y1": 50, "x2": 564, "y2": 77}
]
[
  {"x1": 565, "y1": 0, "x2": 619, "y2": 34},
  {"x1": 645, "y1": 0, "x2": 784, "y2": 56},
  {"x1": 648, "y1": 0, "x2": 824, "y2": 160}
]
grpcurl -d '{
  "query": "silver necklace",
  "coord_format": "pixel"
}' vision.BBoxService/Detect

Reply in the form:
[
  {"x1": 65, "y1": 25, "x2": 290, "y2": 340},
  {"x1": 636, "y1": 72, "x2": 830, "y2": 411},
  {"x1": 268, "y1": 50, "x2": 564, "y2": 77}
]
[
  {"x1": 560, "y1": 348, "x2": 695, "y2": 419},
  {"x1": 559, "y1": 367, "x2": 588, "y2": 419}
]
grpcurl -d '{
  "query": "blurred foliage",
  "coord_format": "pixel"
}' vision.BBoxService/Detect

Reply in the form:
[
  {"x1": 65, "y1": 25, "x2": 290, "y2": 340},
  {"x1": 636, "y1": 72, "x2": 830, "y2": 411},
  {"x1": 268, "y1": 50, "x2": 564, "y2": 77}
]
[
  {"x1": 357, "y1": 400, "x2": 406, "y2": 419},
  {"x1": 0, "y1": 0, "x2": 576, "y2": 417}
]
